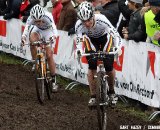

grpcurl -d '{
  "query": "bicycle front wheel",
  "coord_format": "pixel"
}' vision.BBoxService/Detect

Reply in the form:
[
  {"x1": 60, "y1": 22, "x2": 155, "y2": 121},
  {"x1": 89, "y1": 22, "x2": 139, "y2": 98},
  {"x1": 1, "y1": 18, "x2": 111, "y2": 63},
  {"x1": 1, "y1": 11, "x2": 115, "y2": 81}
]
[
  {"x1": 96, "y1": 71, "x2": 107, "y2": 130},
  {"x1": 35, "y1": 57, "x2": 45, "y2": 104}
]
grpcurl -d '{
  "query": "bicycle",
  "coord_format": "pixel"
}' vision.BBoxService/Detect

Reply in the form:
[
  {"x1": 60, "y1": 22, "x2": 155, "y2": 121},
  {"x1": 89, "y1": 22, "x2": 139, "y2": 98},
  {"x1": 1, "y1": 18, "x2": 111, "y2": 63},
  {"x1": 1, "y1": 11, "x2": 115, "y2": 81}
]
[
  {"x1": 78, "y1": 50, "x2": 119, "y2": 130},
  {"x1": 32, "y1": 40, "x2": 54, "y2": 104}
]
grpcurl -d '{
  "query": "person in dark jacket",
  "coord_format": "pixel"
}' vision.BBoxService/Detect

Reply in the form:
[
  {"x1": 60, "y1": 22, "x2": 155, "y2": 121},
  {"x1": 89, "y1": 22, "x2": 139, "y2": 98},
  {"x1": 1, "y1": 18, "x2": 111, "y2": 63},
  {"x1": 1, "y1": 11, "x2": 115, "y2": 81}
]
[
  {"x1": 95, "y1": 0, "x2": 120, "y2": 27},
  {"x1": 118, "y1": 0, "x2": 133, "y2": 37},
  {"x1": 57, "y1": 0, "x2": 77, "y2": 31},
  {"x1": 20, "y1": 0, "x2": 40, "y2": 22},
  {"x1": 122, "y1": 0, "x2": 147, "y2": 42},
  {"x1": 0, "y1": 0, "x2": 7, "y2": 16},
  {"x1": 3, "y1": 0, "x2": 22, "y2": 20}
]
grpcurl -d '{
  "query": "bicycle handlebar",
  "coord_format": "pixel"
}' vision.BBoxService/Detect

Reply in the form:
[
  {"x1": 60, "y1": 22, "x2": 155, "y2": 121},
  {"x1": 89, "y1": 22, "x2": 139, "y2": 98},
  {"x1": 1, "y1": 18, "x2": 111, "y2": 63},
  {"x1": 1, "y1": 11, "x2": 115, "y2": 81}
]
[
  {"x1": 80, "y1": 51, "x2": 118, "y2": 57},
  {"x1": 32, "y1": 40, "x2": 51, "y2": 46},
  {"x1": 77, "y1": 50, "x2": 121, "y2": 69}
]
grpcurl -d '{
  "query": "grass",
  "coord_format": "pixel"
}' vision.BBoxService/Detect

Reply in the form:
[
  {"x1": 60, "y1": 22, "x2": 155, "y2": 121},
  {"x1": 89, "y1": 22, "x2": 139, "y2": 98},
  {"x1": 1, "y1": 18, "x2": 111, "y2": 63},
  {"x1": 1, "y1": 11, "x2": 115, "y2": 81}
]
[
  {"x1": 116, "y1": 102, "x2": 150, "y2": 121},
  {"x1": 0, "y1": 52, "x2": 23, "y2": 64},
  {"x1": 0, "y1": 51, "x2": 160, "y2": 123}
]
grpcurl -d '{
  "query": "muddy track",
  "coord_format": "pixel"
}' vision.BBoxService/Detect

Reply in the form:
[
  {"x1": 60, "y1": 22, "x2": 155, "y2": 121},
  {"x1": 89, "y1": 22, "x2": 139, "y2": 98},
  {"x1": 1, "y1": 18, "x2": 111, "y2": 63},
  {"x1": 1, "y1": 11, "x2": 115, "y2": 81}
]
[{"x1": 0, "y1": 63, "x2": 158, "y2": 130}]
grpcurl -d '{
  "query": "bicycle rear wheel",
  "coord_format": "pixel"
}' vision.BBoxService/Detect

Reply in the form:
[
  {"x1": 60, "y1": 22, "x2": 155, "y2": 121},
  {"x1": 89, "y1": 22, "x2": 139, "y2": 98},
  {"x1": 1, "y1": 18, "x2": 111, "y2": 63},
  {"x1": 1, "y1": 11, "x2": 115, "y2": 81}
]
[
  {"x1": 96, "y1": 71, "x2": 107, "y2": 130},
  {"x1": 35, "y1": 57, "x2": 45, "y2": 104},
  {"x1": 45, "y1": 65, "x2": 52, "y2": 100}
]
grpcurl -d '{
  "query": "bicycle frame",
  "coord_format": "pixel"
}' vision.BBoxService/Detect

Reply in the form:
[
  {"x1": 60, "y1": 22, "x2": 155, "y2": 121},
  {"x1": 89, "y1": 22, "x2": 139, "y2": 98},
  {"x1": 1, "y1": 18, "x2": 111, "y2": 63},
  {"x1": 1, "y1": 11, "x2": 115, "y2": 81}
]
[
  {"x1": 32, "y1": 40, "x2": 53, "y2": 104},
  {"x1": 36, "y1": 45, "x2": 47, "y2": 78},
  {"x1": 96, "y1": 59, "x2": 109, "y2": 130},
  {"x1": 79, "y1": 51, "x2": 118, "y2": 130}
]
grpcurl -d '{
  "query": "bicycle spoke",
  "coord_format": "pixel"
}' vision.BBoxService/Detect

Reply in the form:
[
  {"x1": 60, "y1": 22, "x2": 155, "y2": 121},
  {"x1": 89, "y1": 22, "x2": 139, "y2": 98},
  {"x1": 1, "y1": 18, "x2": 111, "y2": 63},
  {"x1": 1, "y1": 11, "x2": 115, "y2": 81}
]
[
  {"x1": 45, "y1": 68, "x2": 52, "y2": 100},
  {"x1": 96, "y1": 72, "x2": 108, "y2": 130},
  {"x1": 35, "y1": 57, "x2": 45, "y2": 104}
]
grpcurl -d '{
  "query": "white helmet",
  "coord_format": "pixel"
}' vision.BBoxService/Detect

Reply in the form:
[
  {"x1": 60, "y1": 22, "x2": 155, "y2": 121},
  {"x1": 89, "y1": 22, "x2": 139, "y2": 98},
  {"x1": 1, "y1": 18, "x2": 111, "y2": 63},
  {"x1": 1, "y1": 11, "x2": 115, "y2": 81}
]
[
  {"x1": 77, "y1": 2, "x2": 94, "y2": 21},
  {"x1": 30, "y1": 4, "x2": 45, "y2": 20}
]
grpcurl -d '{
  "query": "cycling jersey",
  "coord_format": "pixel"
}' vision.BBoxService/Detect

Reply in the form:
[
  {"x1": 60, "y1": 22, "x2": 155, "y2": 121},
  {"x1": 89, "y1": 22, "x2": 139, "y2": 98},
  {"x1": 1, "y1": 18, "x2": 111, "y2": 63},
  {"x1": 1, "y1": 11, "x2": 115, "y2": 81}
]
[
  {"x1": 22, "y1": 11, "x2": 58, "y2": 38},
  {"x1": 75, "y1": 14, "x2": 122, "y2": 50}
]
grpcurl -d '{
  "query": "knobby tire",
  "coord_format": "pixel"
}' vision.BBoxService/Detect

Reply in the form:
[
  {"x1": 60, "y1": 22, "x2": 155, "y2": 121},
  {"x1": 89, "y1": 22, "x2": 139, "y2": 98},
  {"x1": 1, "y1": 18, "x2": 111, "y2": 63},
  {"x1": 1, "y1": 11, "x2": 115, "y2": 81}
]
[
  {"x1": 35, "y1": 57, "x2": 45, "y2": 104},
  {"x1": 96, "y1": 72, "x2": 107, "y2": 130},
  {"x1": 45, "y1": 61, "x2": 52, "y2": 100}
]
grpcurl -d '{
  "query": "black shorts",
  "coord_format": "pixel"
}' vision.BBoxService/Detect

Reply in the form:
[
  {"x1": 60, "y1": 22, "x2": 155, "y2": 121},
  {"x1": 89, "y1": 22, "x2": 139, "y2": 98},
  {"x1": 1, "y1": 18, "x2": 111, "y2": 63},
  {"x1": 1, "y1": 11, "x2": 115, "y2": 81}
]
[
  {"x1": 86, "y1": 55, "x2": 114, "y2": 71},
  {"x1": 86, "y1": 34, "x2": 114, "y2": 71}
]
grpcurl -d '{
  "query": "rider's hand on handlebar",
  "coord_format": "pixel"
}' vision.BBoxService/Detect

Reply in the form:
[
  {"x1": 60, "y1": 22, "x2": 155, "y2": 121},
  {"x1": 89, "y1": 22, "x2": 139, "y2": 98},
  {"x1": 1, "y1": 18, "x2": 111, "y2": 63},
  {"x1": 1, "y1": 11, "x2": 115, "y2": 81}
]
[
  {"x1": 113, "y1": 47, "x2": 122, "y2": 56},
  {"x1": 49, "y1": 36, "x2": 56, "y2": 44},
  {"x1": 76, "y1": 49, "x2": 82, "y2": 58},
  {"x1": 21, "y1": 36, "x2": 26, "y2": 47}
]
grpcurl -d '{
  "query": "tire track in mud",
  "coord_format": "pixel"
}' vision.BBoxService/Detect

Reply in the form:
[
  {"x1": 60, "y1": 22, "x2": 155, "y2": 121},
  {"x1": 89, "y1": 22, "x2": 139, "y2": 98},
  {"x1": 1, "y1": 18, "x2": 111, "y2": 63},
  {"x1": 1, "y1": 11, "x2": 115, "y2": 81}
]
[{"x1": 0, "y1": 63, "x2": 157, "y2": 130}]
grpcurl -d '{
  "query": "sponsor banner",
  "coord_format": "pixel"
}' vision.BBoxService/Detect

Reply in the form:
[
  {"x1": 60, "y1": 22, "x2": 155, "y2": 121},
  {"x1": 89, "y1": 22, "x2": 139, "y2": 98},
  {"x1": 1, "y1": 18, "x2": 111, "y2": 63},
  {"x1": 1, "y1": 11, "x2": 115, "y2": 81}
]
[
  {"x1": 115, "y1": 40, "x2": 160, "y2": 107},
  {"x1": 0, "y1": 20, "x2": 6, "y2": 37},
  {"x1": 0, "y1": 17, "x2": 31, "y2": 59},
  {"x1": 0, "y1": 18, "x2": 160, "y2": 108}
]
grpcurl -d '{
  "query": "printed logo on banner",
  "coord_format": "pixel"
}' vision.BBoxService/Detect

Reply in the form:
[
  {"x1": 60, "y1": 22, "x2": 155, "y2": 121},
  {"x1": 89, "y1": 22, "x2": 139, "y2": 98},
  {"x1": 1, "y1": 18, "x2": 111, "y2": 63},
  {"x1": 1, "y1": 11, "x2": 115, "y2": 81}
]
[
  {"x1": 113, "y1": 46, "x2": 124, "y2": 71},
  {"x1": 72, "y1": 39, "x2": 77, "y2": 58},
  {"x1": 72, "y1": 39, "x2": 88, "y2": 80},
  {"x1": 73, "y1": 39, "x2": 88, "y2": 64},
  {"x1": 81, "y1": 41, "x2": 88, "y2": 64},
  {"x1": 21, "y1": 25, "x2": 25, "y2": 34},
  {"x1": 53, "y1": 36, "x2": 59, "y2": 55},
  {"x1": 0, "y1": 20, "x2": 6, "y2": 37},
  {"x1": 146, "y1": 51, "x2": 155, "y2": 78}
]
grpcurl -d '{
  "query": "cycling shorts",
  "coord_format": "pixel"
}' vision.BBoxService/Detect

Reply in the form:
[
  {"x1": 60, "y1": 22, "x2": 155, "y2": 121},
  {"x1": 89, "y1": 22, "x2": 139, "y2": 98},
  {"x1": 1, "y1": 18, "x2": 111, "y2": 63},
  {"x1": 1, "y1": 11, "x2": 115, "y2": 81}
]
[
  {"x1": 29, "y1": 25, "x2": 54, "y2": 47},
  {"x1": 86, "y1": 55, "x2": 114, "y2": 71},
  {"x1": 86, "y1": 33, "x2": 114, "y2": 71}
]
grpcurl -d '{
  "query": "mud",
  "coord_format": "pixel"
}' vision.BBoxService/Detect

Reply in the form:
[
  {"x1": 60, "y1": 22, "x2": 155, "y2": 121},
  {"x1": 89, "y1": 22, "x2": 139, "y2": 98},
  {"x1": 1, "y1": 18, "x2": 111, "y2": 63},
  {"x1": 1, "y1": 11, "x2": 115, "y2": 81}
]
[{"x1": 0, "y1": 63, "x2": 159, "y2": 130}]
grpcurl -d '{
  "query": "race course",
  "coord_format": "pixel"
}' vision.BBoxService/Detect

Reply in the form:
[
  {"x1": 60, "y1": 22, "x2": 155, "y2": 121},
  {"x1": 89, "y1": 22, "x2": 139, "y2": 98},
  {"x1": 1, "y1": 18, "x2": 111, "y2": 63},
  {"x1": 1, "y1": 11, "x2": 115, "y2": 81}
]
[{"x1": 0, "y1": 63, "x2": 159, "y2": 130}]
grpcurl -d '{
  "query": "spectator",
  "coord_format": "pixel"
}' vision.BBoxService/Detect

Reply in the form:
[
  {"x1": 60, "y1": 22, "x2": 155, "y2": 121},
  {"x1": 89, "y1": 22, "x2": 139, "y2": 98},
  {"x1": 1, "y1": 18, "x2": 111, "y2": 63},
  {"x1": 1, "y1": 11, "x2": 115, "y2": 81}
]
[
  {"x1": 40, "y1": 0, "x2": 49, "y2": 7},
  {"x1": 142, "y1": 0, "x2": 160, "y2": 45},
  {"x1": 68, "y1": 0, "x2": 86, "y2": 35},
  {"x1": 118, "y1": 0, "x2": 133, "y2": 37},
  {"x1": 19, "y1": 0, "x2": 30, "y2": 19},
  {"x1": 74, "y1": 0, "x2": 86, "y2": 9},
  {"x1": 0, "y1": 0, "x2": 7, "y2": 16},
  {"x1": 3, "y1": 0, "x2": 22, "y2": 20},
  {"x1": 51, "y1": 0, "x2": 63, "y2": 26},
  {"x1": 122, "y1": 0, "x2": 147, "y2": 42},
  {"x1": 91, "y1": 0, "x2": 101, "y2": 7},
  {"x1": 20, "y1": 0, "x2": 40, "y2": 22},
  {"x1": 95, "y1": 0, "x2": 120, "y2": 28},
  {"x1": 57, "y1": 0, "x2": 77, "y2": 31}
]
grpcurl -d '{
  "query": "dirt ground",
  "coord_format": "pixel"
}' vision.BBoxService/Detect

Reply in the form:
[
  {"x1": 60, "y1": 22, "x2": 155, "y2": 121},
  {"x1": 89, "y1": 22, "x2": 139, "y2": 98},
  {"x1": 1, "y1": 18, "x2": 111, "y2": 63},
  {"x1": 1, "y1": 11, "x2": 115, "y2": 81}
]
[{"x1": 0, "y1": 63, "x2": 159, "y2": 130}]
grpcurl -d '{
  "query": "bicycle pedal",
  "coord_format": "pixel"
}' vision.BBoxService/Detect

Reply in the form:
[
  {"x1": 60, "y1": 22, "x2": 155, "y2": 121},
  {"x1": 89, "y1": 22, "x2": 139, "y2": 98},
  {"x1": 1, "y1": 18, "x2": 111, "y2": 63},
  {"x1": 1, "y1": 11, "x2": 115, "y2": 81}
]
[
  {"x1": 99, "y1": 102, "x2": 108, "y2": 106},
  {"x1": 37, "y1": 77, "x2": 45, "y2": 80},
  {"x1": 94, "y1": 75, "x2": 97, "y2": 78}
]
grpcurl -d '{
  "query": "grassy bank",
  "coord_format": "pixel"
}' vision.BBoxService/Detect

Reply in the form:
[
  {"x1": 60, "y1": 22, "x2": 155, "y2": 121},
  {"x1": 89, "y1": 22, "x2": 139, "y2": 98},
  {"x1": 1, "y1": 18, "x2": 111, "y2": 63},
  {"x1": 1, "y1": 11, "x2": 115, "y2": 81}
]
[{"x1": 0, "y1": 52, "x2": 23, "y2": 64}]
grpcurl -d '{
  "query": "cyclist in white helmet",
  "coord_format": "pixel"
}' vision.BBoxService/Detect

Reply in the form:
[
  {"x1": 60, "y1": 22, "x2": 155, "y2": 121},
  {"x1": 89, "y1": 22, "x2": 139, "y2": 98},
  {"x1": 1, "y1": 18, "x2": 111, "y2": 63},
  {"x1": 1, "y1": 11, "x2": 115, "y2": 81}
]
[
  {"x1": 75, "y1": 1, "x2": 122, "y2": 107},
  {"x1": 21, "y1": 4, "x2": 58, "y2": 92}
]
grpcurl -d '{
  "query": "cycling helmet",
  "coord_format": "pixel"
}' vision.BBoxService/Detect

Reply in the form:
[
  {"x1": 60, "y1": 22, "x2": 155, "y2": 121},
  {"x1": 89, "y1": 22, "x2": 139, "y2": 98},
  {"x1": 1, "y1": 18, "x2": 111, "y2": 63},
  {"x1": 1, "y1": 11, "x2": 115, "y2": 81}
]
[
  {"x1": 30, "y1": 4, "x2": 45, "y2": 20},
  {"x1": 77, "y1": 2, "x2": 94, "y2": 21}
]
